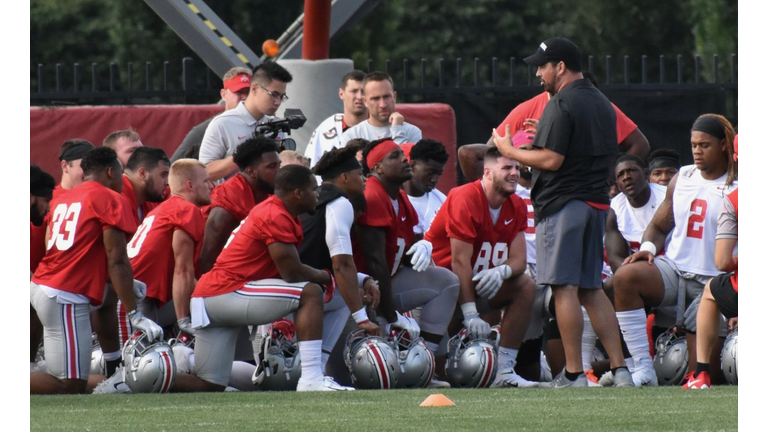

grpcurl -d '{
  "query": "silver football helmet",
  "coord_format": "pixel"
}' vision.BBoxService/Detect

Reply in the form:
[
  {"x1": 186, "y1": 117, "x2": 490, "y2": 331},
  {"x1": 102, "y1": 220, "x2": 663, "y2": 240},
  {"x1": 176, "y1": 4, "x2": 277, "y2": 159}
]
[
  {"x1": 122, "y1": 331, "x2": 177, "y2": 393},
  {"x1": 344, "y1": 329, "x2": 400, "y2": 389},
  {"x1": 721, "y1": 328, "x2": 738, "y2": 385},
  {"x1": 445, "y1": 328, "x2": 498, "y2": 388},
  {"x1": 388, "y1": 328, "x2": 434, "y2": 389},
  {"x1": 253, "y1": 319, "x2": 302, "y2": 391},
  {"x1": 653, "y1": 326, "x2": 689, "y2": 386}
]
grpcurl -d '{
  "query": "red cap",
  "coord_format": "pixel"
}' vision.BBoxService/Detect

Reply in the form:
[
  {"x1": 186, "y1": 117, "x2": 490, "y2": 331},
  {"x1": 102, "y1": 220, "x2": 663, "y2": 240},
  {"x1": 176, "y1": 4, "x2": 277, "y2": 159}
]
[{"x1": 223, "y1": 73, "x2": 251, "y2": 92}]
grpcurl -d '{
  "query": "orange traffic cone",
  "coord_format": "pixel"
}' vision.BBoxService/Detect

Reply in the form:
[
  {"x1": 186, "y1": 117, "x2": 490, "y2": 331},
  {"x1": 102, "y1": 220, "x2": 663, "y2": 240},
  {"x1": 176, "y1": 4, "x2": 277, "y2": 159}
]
[{"x1": 420, "y1": 393, "x2": 456, "y2": 407}]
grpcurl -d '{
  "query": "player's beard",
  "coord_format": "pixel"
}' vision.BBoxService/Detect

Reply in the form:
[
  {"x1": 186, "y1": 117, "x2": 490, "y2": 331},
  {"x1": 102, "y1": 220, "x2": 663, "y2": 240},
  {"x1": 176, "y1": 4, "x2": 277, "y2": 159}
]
[
  {"x1": 30, "y1": 203, "x2": 44, "y2": 226},
  {"x1": 145, "y1": 177, "x2": 166, "y2": 203},
  {"x1": 257, "y1": 175, "x2": 275, "y2": 194}
]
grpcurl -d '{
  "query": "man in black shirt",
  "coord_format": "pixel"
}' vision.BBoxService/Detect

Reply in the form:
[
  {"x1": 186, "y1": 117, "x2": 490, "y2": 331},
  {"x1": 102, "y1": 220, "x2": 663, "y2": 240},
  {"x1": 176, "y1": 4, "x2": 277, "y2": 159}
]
[{"x1": 493, "y1": 37, "x2": 632, "y2": 388}]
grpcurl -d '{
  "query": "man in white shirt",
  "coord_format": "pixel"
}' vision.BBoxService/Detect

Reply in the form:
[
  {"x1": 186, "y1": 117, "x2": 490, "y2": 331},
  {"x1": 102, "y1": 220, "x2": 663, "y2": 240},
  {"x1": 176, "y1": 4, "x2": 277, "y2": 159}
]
[
  {"x1": 305, "y1": 70, "x2": 368, "y2": 168},
  {"x1": 341, "y1": 72, "x2": 421, "y2": 146},
  {"x1": 402, "y1": 139, "x2": 448, "y2": 233},
  {"x1": 199, "y1": 62, "x2": 293, "y2": 183}
]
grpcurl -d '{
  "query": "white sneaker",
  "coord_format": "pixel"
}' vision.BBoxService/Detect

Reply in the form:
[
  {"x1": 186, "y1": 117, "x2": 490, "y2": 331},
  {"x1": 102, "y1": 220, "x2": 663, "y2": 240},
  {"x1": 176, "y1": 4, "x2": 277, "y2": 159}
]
[
  {"x1": 490, "y1": 368, "x2": 539, "y2": 388},
  {"x1": 296, "y1": 376, "x2": 355, "y2": 392},
  {"x1": 427, "y1": 377, "x2": 451, "y2": 389},
  {"x1": 93, "y1": 366, "x2": 131, "y2": 394},
  {"x1": 30, "y1": 360, "x2": 48, "y2": 373},
  {"x1": 631, "y1": 359, "x2": 659, "y2": 387}
]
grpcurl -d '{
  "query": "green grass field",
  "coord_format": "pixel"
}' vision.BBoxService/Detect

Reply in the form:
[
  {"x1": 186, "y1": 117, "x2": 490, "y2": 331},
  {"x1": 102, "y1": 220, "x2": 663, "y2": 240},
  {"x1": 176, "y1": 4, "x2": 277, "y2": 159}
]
[{"x1": 30, "y1": 387, "x2": 737, "y2": 431}]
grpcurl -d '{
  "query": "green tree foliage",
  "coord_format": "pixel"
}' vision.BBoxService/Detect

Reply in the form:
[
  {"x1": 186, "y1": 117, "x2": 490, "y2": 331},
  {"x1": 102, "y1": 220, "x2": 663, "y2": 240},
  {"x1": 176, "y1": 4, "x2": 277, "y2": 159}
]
[{"x1": 31, "y1": 0, "x2": 736, "y2": 92}]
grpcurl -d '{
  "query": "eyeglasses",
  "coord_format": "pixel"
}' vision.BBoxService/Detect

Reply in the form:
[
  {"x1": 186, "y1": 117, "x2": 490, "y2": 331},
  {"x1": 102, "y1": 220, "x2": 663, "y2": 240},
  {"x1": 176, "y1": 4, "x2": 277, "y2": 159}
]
[{"x1": 258, "y1": 84, "x2": 289, "y2": 102}]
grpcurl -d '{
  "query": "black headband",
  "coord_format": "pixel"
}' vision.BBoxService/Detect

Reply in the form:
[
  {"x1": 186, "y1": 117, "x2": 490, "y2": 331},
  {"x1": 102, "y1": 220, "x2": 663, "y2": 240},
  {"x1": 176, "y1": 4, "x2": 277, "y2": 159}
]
[
  {"x1": 649, "y1": 157, "x2": 680, "y2": 172},
  {"x1": 691, "y1": 116, "x2": 726, "y2": 140},
  {"x1": 31, "y1": 186, "x2": 54, "y2": 199},
  {"x1": 59, "y1": 142, "x2": 93, "y2": 162},
  {"x1": 320, "y1": 157, "x2": 362, "y2": 181}
]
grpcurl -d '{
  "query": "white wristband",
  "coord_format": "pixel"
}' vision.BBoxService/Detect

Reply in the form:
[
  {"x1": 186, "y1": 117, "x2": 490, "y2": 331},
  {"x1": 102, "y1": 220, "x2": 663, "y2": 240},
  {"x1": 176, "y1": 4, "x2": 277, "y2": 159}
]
[
  {"x1": 639, "y1": 241, "x2": 657, "y2": 256},
  {"x1": 460, "y1": 302, "x2": 479, "y2": 317},
  {"x1": 357, "y1": 272, "x2": 370, "y2": 288},
  {"x1": 351, "y1": 307, "x2": 370, "y2": 324}
]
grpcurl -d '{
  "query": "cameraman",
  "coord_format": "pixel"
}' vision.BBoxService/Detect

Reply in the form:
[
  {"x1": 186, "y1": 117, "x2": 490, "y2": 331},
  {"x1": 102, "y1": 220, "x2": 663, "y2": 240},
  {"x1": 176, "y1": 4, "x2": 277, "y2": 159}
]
[{"x1": 199, "y1": 62, "x2": 293, "y2": 183}]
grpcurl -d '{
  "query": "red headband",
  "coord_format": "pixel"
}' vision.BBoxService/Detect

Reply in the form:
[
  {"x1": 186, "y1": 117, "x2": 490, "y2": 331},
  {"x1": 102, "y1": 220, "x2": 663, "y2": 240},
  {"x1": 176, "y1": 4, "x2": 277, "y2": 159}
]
[
  {"x1": 366, "y1": 140, "x2": 400, "y2": 169},
  {"x1": 223, "y1": 73, "x2": 251, "y2": 92}
]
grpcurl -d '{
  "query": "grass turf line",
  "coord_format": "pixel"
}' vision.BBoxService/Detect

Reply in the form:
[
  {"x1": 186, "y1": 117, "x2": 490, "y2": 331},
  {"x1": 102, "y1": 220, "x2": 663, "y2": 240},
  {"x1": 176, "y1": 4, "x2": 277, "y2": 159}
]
[{"x1": 31, "y1": 387, "x2": 737, "y2": 432}]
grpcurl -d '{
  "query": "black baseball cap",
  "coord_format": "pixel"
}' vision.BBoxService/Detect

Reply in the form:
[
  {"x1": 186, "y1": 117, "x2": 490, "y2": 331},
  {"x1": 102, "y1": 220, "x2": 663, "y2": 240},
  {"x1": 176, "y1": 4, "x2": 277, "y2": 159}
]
[{"x1": 524, "y1": 37, "x2": 582, "y2": 72}]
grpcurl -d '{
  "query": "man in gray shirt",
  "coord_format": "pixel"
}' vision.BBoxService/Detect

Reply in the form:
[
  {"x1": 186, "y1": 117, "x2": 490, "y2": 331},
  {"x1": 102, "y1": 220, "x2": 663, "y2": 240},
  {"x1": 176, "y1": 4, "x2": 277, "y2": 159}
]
[
  {"x1": 341, "y1": 72, "x2": 421, "y2": 146},
  {"x1": 199, "y1": 62, "x2": 293, "y2": 183}
]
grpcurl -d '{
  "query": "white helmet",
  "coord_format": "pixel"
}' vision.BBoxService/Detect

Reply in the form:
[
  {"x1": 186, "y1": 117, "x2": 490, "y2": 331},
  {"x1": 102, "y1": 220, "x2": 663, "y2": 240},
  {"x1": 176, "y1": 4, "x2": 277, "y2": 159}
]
[
  {"x1": 122, "y1": 331, "x2": 177, "y2": 393},
  {"x1": 253, "y1": 319, "x2": 302, "y2": 391},
  {"x1": 653, "y1": 326, "x2": 689, "y2": 386},
  {"x1": 445, "y1": 328, "x2": 498, "y2": 388},
  {"x1": 721, "y1": 328, "x2": 738, "y2": 385},
  {"x1": 344, "y1": 329, "x2": 400, "y2": 389},
  {"x1": 388, "y1": 329, "x2": 434, "y2": 389}
]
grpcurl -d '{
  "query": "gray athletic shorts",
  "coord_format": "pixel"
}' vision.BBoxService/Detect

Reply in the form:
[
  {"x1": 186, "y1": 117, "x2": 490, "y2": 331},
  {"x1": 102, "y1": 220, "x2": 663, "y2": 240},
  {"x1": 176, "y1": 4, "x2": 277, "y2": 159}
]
[
  {"x1": 536, "y1": 200, "x2": 607, "y2": 289},
  {"x1": 683, "y1": 292, "x2": 727, "y2": 337},
  {"x1": 391, "y1": 265, "x2": 460, "y2": 336},
  {"x1": 195, "y1": 279, "x2": 308, "y2": 387},
  {"x1": 30, "y1": 282, "x2": 92, "y2": 380}
]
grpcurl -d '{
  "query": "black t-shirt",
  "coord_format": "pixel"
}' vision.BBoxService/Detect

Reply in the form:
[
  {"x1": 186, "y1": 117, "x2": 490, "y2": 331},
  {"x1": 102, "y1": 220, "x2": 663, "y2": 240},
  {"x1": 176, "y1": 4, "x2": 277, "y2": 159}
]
[
  {"x1": 298, "y1": 184, "x2": 346, "y2": 271},
  {"x1": 530, "y1": 78, "x2": 618, "y2": 223}
]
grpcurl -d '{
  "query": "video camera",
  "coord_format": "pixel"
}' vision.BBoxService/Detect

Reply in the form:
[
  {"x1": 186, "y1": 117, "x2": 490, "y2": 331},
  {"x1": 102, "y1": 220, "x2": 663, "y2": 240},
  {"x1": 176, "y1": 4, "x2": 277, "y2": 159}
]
[{"x1": 253, "y1": 108, "x2": 306, "y2": 152}]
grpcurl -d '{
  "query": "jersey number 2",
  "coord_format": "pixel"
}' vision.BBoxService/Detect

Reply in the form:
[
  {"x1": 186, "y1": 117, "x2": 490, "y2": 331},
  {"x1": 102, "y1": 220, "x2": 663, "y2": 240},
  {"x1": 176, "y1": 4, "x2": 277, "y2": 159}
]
[{"x1": 686, "y1": 199, "x2": 707, "y2": 239}]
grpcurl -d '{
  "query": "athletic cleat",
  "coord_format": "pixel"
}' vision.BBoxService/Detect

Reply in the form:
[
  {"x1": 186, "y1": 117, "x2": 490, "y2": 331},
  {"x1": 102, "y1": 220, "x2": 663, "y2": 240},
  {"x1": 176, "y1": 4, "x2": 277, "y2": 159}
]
[
  {"x1": 427, "y1": 377, "x2": 451, "y2": 389},
  {"x1": 631, "y1": 359, "x2": 659, "y2": 387},
  {"x1": 490, "y1": 368, "x2": 539, "y2": 388},
  {"x1": 296, "y1": 376, "x2": 355, "y2": 392},
  {"x1": 93, "y1": 366, "x2": 131, "y2": 394},
  {"x1": 598, "y1": 370, "x2": 614, "y2": 387},
  {"x1": 613, "y1": 367, "x2": 635, "y2": 387},
  {"x1": 539, "y1": 369, "x2": 588, "y2": 388},
  {"x1": 585, "y1": 369, "x2": 602, "y2": 387},
  {"x1": 682, "y1": 371, "x2": 711, "y2": 389}
]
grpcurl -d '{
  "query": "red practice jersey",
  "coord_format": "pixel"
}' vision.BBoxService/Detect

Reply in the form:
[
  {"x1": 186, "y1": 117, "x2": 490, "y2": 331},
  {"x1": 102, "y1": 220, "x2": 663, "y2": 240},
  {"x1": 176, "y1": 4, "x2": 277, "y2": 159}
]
[
  {"x1": 32, "y1": 181, "x2": 136, "y2": 305},
  {"x1": 201, "y1": 173, "x2": 259, "y2": 223},
  {"x1": 193, "y1": 195, "x2": 303, "y2": 298},
  {"x1": 353, "y1": 176, "x2": 419, "y2": 276},
  {"x1": 128, "y1": 196, "x2": 205, "y2": 306},
  {"x1": 497, "y1": 91, "x2": 637, "y2": 143},
  {"x1": 30, "y1": 185, "x2": 67, "y2": 273},
  {"x1": 426, "y1": 180, "x2": 527, "y2": 274},
  {"x1": 121, "y1": 175, "x2": 160, "y2": 226}
]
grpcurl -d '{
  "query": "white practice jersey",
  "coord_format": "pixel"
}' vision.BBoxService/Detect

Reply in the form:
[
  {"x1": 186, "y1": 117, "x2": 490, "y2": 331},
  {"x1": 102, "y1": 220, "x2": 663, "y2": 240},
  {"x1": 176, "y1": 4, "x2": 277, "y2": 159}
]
[
  {"x1": 306, "y1": 114, "x2": 345, "y2": 168},
  {"x1": 341, "y1": 120, "x2": 422, "y2": 146},
  {"x1": 666, "y1": 165, "x2": 737, "y2": 276},
  {"x1": 611, "y1": 182, "x2": 667, "y2": 253},
  {"x1": 408, "y1": 188, "x2": 446, "y2": 234},
  {"x1": 515, "y1": 184, "x2": 537, "y2": 265}
]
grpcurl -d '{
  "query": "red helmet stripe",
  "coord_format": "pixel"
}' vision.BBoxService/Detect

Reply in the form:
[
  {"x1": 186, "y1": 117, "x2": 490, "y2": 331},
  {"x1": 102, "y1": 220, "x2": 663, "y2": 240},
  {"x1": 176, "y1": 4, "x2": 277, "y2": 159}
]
[
  {"x1": 478, "y1": 346, "x2": 494, "y2": 388},
  {"x1": 367, "y1": 341, "x2": 390, "y2": 389},
  {"x1": 159, "y1": 351, "x2": 174, "y2": 393}
]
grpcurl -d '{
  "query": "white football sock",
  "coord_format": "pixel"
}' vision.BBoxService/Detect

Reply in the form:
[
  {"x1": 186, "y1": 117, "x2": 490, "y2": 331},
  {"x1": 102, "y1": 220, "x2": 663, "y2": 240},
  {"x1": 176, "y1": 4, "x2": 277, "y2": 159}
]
[
  {"x1": 299, "y1": 340, "x2": 323, "y2": 382},
  {"x1": 497, "y1": 347, "x2": 519, "y2": 371},
  {"x1": 616, "y1": 309, "x2": 652, "y2": 364},
  {"x1": 581, "y1": 307, "x2": 598, "y2": 371}
]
